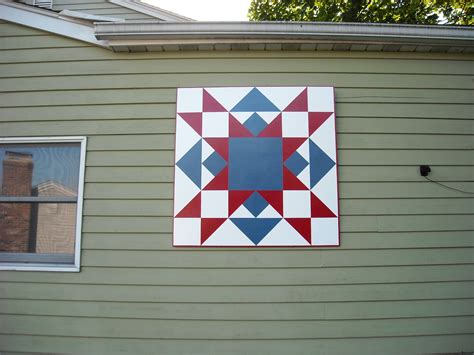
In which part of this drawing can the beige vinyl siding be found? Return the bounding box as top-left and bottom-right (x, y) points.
(0, 21), (473, 354)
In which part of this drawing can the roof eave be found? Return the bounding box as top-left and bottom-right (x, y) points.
(95, 21), (474, 53)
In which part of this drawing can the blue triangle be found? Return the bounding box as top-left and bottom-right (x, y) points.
(231, 88), (280, 112)
(176, 140), (202, 188)
(309, 140), (335, 188)
(285, 151), (309, 177)
(230, 218), (280, 245)
(203, 151), (226, 177)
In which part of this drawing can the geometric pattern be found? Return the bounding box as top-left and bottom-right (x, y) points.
(174, 87), (340, 247)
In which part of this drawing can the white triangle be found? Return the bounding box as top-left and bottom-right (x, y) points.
(201, 166), (214, 189)
(258, 87), (305, 111)
(296, 139), (310, 162)
(257, 111), (280, 124)
(203, 219), (254, 246)
(174, 167), (200, 215)
(258, 219), (310, 246)
(230, 204), (254, 218)
(201, 139), (214, 162)
(258, 204), (281, 218)
(206, 87), (252, 111)
(310, 114), (336, 161)
(311, 166), (338, 215)
(297, 165), (311, 189)
(231, 111), (253, 124)
(175, 115), (201, 161)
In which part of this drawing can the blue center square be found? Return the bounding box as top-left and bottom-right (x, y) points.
(229, 137), (282, 190)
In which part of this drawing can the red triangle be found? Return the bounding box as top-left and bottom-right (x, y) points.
(311, 193), (336, 217)
(201, 218), (226, 244)
(286, 218), (311, 244)
(228, 190), (253, 216)
(283, 138), (307, 160)
(259, 190), (283, 216)
(284, 88), (308, 112)
(258, 114), (282, 137)
(203, 90), (227, 112)
(229, 114), (253, 137)
(176, 192), (201, 218)
(283, 166), (308, 190)
(179, 112), (202, 136)
(203, 166), (228, 190)
(204, 138), (229, 161)
(309, 112), (333, 136)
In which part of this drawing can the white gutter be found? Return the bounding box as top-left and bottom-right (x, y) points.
(95, 21), (474, 48)
(0, 1), (109, 48)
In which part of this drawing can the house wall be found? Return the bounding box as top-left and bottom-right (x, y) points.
(0, 21), (473, 354)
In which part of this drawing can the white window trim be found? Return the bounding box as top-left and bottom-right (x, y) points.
(0, 136), (87, 272)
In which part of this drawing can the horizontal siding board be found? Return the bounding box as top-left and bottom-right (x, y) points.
(1, 72), (472, 91)
(85, 166), (473, 183)
(0, 299), (472, 320)
(0, 35), (91, 50)
(0, 264), (472, 286)
(0, 88), (472, 107)
(82, 197), (473, 216)
(0, 335), (473, 355)
(0, 314), (472, 339)
(1, 59), (472, 77)
(0, 23), (47, 37)
(0, 281), (472, 302)
(77, 248), (474, 268)
(0, 59), (472, 79)
(81, 231), (474, 250)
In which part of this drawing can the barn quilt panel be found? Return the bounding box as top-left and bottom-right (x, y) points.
(173, 87), (339, 247)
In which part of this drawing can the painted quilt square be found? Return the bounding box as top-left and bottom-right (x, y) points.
(174, 87), (340, 247)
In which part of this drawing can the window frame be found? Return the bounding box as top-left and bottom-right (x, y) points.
(0, 136), (87, 272)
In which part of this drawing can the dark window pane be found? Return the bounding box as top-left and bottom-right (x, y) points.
(0, 143), (81, 197)
(0, 203), (77, 255)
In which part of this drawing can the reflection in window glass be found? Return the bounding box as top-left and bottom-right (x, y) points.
(0, 203), (77, 254)
(0, 144), (80, 197)
(0, 142), (82, 263)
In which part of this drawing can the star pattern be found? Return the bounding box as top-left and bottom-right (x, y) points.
(174, 87), (340, 247)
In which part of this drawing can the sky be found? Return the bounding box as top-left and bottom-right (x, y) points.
(144, 0), (252, 21)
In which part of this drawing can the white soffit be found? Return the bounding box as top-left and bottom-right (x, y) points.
(0, 1), (109, 48)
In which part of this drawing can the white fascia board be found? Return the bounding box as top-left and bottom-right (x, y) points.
(0, 1), (109, 48)
(95, 21), (474, 47)
(109, 0), (194, 22)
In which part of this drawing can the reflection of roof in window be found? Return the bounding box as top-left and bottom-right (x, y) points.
(35, 180), (77, 198)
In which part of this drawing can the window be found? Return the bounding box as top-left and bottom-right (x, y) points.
(0, 137), (86, 271)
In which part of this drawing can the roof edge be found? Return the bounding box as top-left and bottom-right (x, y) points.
(0, 1), (109, 48)
(108, 0), (194, 22)
(95, 21), (474, 47)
